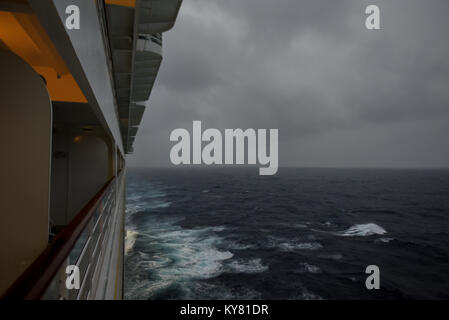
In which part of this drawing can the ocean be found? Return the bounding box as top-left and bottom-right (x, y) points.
(124, 167), (449, 300)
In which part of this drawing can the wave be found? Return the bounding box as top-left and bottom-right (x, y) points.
(296, 288), (323, 300)
(126, 188), (170, 216)
(208, 226), (226, 232)
(318, 253), (343, 261)
(125, 201), (171, 217)
(186, 282), (262, 300)
(226, 241), (256, 250)
(375, 237), (394, 243)
(338, 223), (387, 237)
(296, 262), (321, 274)
(125, 230), (139, 255)
(125, 220), (233, 299)
(160, 247), (234, 280)
(226, 258), (269, 274)
(279, 242), (323, 251)
(126, 204), (143, 215)
(145, 201), (171, 210)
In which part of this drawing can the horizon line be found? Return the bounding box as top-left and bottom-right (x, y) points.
(126, 165), (449, 170)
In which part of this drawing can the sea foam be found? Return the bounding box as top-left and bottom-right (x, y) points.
(125, 230), (139, 255)
(226, 258), (269, 274)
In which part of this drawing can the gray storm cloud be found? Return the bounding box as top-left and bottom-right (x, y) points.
(128, 0), (449, 168)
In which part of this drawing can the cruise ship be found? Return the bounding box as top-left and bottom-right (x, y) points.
(0, 0), (182, 300)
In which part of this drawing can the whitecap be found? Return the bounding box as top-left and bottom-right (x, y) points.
(338, 223), (387, 237)
(160, 248), (234, 279)
(129, 222), (233, 292)
(125, 230), (139, 255)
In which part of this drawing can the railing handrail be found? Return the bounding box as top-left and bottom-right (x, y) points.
(137, 33), (163, 46)
(1, 174), (118, 300)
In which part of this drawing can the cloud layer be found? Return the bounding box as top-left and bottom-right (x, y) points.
(129, 0), (449, 168)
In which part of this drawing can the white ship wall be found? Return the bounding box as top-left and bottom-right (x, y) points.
(28, 0), (124, 155)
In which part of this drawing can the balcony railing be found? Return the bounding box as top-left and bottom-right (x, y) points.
(136, 33), (163, 56)
(2, 171), (124, 300)
(137, 33), (162, 46)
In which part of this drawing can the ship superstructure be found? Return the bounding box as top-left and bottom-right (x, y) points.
(0, 0), (182, 299)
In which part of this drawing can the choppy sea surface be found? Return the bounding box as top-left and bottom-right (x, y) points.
(124, 168), (449, 299)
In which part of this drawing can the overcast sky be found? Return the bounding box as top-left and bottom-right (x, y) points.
(128, 0), (449, 168)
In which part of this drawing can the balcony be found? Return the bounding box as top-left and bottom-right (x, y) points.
(136, 33), (162, 56)
(133, 33), (162, 102)
(105, 0), (182, 154)
(137, 0), (183, 34)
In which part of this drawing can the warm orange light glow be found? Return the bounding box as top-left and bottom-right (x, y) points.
(0, 11), (87, 103)
(34, 66), (86, 102)
(73, 136), (83, 143)
(105, 0), (136, 7)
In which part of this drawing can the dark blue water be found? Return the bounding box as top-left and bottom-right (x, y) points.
(124, 168), (449, 300)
